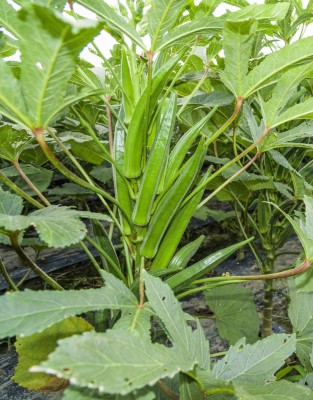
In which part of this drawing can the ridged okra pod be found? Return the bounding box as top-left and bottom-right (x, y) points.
(132, 93), (177, 226)
(150, 188), (206, 270)
(140, 137), (206, 258)
(113, 113), (133, 235)
(167, 109), (216, 183)
(121, 48), (135, 124)
(123, 52), (183, 178)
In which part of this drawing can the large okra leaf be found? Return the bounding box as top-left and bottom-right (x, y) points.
(13, 317), (93, 391)
(205, 284), (259, 345)
(0, 271), (137, 339)
(32, 329), (180, 396)
(262, 64), (313, 127)
(144, 271), (210, 370)
(147, 0), (186, 51)
(0, 205), (112, 248)
(241, 36), (313, 98)
(221, 20), (257, 97)
(19, 5), (101, 128)
(32, 272), (209, 395)
(234, 380), (313, 399)
(213, 334), (296, 384)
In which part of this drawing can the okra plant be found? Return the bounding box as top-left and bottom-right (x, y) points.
(1, 0), (313, 398)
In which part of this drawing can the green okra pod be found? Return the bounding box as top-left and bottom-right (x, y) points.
(132, 93), (177, 226)
(121, 48), (135, 124)
(167, 107), (217, 183)
(150, 169), (212, 269)
(113, 110), (133, 235)
(140, 137), (206, 258)
(123, 52), (184, 178)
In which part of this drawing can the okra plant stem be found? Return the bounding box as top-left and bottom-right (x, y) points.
(10, 233), (63, 290)
(0, 257), (18, 291)
(13, 159), (51, 207)
(0, 171), (44, 209)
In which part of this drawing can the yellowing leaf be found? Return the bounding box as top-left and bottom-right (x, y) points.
(13, 316), (94, 391)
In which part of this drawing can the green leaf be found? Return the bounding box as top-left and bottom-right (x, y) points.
(0, 0), (22, 39)
(33, 329), (180, 395)
(0, 205), (112, 248)
(166, 239), (252, 292)
(155, 16), (223, 51)
(69, 140), (109, 165)
(179, 92), (235, 108)
(0, 271), (137, 339)
(113, 307), (152, 339)
(144, 271), (210, 370)
(205, 285), (259, 345)
(16, 0), (67, 11)
(1, 164), (53, 195)
(242, 36), (313, 98)
(19, 5), (102, 127)
(272, 97), (313, 128)
(269, 197), (313, 260)
(13, 317), (93, 391)
(76, 0), (145, 50)
(63, 387), (155, 400)
(0, 188), (23, 216)
(262, 121), (313, 151)
(147, 0), (186, 51)
(221, 20), (257, 97)
(213, 334), (296, 384)
(234, 380), (313, 399)
(179, 373), (202, 399)
(289, 279), (313, 370)
(0, 60), (30, 126)
(263, 64), (313, 126)
(228, 3), (289, 22)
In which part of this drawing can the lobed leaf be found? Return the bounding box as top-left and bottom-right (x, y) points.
(234, 380), (313, 399)
(147, 0), (186, 51)
(19, 5), (102, 127)
(13, 317), (93, 391)
(33, 329), (180, 395)
(213, 334), (296, 384)
(221, 20), (257, 97)
(144, 271), (210, 370)
(0, 271), (137, 339)
(205, 284), (259, 345)
(242, 36), (313, 98)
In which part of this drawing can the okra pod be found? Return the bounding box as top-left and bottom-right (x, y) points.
(132, 93), (177, 226)
(167, 107), (217, 183)
(150, 188), (206, 270)
(121, 48), (135, 124)
(257, 197), (271, 234)
(140, 137), (206, 258)
(123, 52), (184, 178)
(113, 110), (133, 235)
